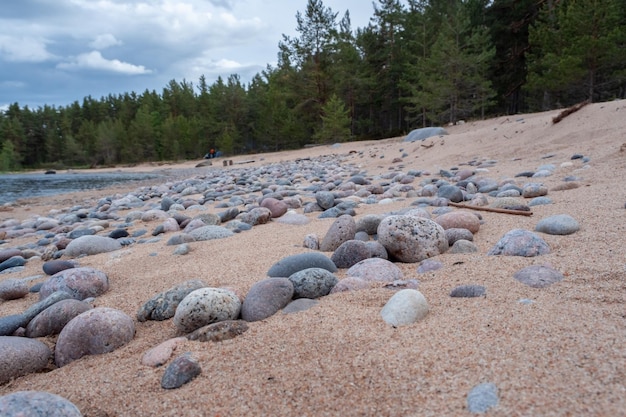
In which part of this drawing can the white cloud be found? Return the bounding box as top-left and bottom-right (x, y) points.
(57, 51), (152, 75)
(1, 80), (26, 88)
(89, 33), (122, 50)
(0, 35), (55, 62)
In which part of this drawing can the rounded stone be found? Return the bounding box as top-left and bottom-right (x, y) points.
(377, 215), (448, 263)
(0, 337), (52, 384)
(315, 191), (335, 210)
(449, 239), (478, 253)
(380, 289), (429, 326)
(25, 299), (92, 338)
(42, 259), (77, 276)
(173, 288), (241, 333)
(0, 278), (29, 300)
(330, 276), (371, 293)
(64, 235), (122, 258)
(435, 211), (480, 233)
(487, 229), (550, 257)
(267, 252), (337, 277)
(136, 280), (207, 322)
(346, 258), (404, 283)
(260, 197), (289, 218)
(437, 184), (463, 203)
(445, 228), (474, 246)
(0, 391), (82, 417)
(535, 214), (580, 235)
(319, 214), (357, 252)
(188, 225), (234, 241)
(161, 353), (202, 389)
(513, 265), (564, 288)
(450, 285), (486, 298)
(241, 278), (294, 322)
(39, 267), (109, 301)
(288, 268), (339, 299)
(331, 240), (372, 269)
(355, 214), (384, 235)
(55, 307), (135, 367)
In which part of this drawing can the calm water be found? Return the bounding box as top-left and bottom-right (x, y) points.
(0, 172), (163, 205)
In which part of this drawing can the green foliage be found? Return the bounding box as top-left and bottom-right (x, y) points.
(313, 94), (352, 143)
(0, 140), (19, 172)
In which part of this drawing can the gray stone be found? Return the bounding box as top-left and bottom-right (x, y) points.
(450, 285), (486, 298)
(449, 239), (479, 253)
(467, 382), (499, 413)
(0, 278), (29, 300)
(377, 215), (448, 263)
(267, 253), (337, 277)
(404, 127), (448, 142)
(0, 391), (82, 416)
(535, 214), (580, 235)
(64, 235), (122, 258)
(445, 228), (474, 246)
(288, 268), (339, 299)
(55, 307), (135, 367)
(39, 267), (109, 301)
(282, 298), (319, 314)
(417, 259), (443, 274)
(241, 278), (294, 322)
(331, 240), (372, 269)
(0, 291), (73, 336)
(513, 265), (564, 288)
(347, 258), (404, 283)
(319, 214), (357, 252)
(380, 289), (429, 326)
(522, 184), (548, 198)
(488, 229), (550, 257)
(356, 214), (384, 235)
(173, 287), (241, 333)
(437, 185), (463, 203)
(330, 276), (371, 293)
(188, 225), (234, 241)
(137, 280), (207, 322)
(0, 256), (26, 273)
(161, 353), (201, 389)
(26, 299), (92, 338)
(315, 191), (335, 210)
(42, 259), (77, 275)
(186, 320), (249, 342)
(0, 337), (52, 384)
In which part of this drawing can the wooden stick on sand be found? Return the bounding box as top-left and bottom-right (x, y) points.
(448, 202), (533, 216)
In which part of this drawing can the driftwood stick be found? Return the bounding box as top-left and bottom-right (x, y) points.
(448, 202), (533, 216)
(552, 99), (590, 124)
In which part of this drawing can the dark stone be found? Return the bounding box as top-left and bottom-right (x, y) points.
(0, 256), (26, 273)
(161, 353), (201, 389)
(450, 285), (486, 298)
(42, 260), (77, 276)
(267, 252), (337, 277)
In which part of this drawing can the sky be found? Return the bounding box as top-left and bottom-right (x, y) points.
(0, 0), (389, 111)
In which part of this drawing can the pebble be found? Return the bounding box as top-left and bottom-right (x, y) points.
(449, 239), (479, 253)
(487, 229), (550, 257)
(241, 278), (294, 322)
(513, 265), (564, 288)
(522, 184), (548, 198)
(0, 337), (52, 384)
(260, 197), (289, 218)
(450, 285), (486, 298)
(535, 214), (580, 235)
(173, 287), (241, 333)
(380, 289), (429, 326)
(64, 235), (122, 258)
(267, 252), (337, 277)
(377, 215), (448, 263)
(0, 291), (73, 336)
(331, 240), (372, 268)
(141, 337), (187, 367)
(25, 299), (92, 338)
(288, 268), (339, 299)
(0, 278), (29, 300)
(0, 248), (22, 263)
(42, 259), (77, 275)
(161, 353), (201, 389)
(39, 267), (109, 301)
(355, 214), (384, 235)
(467, 382), (499, 413)
(437, 184), (463, 202)
(0, 391), (83, 416)
(330, 277), (371, 293)
(347, 258), (404, 283)
(445, 228), (474, 246)
(55, 307), (135, 367)
(435, 211), (480, 234)
(283, 298), (319, 314)
(188, 225), (234, 241)
(186, 320), (249, 342)
(137, 280), (208, 322)
(417, 259), (443, 274)
(319, 214), (357, 252)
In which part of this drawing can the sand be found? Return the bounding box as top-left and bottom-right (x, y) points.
(1, 101), (625, 416)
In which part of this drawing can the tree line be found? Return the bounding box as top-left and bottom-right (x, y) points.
(1, 0), (624, 171)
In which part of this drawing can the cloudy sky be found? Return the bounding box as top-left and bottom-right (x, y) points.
(0, 0), (393, 111)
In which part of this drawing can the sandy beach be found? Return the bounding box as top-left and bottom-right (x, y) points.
(1, 100), (625, 416)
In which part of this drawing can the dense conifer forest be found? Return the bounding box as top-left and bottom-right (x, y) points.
(1, 0), (624, 170)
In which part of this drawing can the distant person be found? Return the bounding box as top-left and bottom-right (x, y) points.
(209, 148), (216, 159)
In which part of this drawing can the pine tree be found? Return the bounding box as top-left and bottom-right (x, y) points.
(313, 94), (352, 143)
